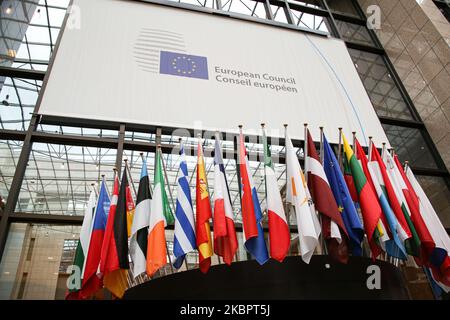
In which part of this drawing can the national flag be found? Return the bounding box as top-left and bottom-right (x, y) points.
(130, 159), (151, 278)
(238, 130), (269, 265)
(367, 142), (407, 260)
(322, 135), (364, 256)
(126, 182), (135, 238)
(386, 152), (435, 264)
(354, 139), (391, 253)
(405, 166), (450, 286)
(99, 173), (118, 275)
(196, 139), (214, 273)
(173, 143), (196, 269)
(213, 133), (238, 265)
(147, 149), (173, 276)
(101, 170), (130, 298)
(342, 133), (383, 259)
(343, 157), (358, 202)
(262, 127), (290, 262)
(66, 189), (96, 299)
(81, 177), (110, 298)
(372, 144), (420, 257)
(306, 130), (349, 263)
(427, 267), (450, 294)
(285, 131), (320, 264)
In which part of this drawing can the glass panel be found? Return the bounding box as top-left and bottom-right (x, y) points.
(415, 176), (450, 228)
(16, 143), (117, 215)
(0, 139), (23, 202)
(288, 0), (322, 9)
(0, 1), (69, 69)
(224, 0), (268, 19)
(37, 124), (118, 139)
(290, 8), (330, 33)
(335, 20), (375, 46)
(168, 0), (216, 9)
(0, 223), (81, 300)
(348, 49), (414, 120)
(382, 124), (438, 169)
(0, 77), (41, 131)
(326, 0), (359, 16)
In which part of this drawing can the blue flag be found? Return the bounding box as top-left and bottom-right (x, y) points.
(323, 135), (364, 256)
(160, 51), (208, 80)
(247, 185), (269, 265)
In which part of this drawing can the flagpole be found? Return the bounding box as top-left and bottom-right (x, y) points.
(338, 127), (343, 172)
(352, 131), (356, 153)
(128, 153), (145, 286)
(262, 123), (274, 256)
(284, 124), (292, 255)
(91, 183), (98, 197)
(318, 126), (327, 256)
(368, 137), (373, 162)
(122, 159), (140, 286)
(319, 127), (324, 164)
(157, 145), (175, 275)
(102, 174), (110, 195)
(177, 138), (191, 272)
(303, 123), (308, 181)
(124, 159), (137, 199)
(137, 153), (150, 284)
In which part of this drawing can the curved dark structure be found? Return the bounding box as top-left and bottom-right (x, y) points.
(123, 255), (411, 299)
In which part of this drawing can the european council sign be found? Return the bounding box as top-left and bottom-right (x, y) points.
(37, 0), (389, 146)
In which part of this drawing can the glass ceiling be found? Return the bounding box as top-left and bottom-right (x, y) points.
(0, 0), (318, 223)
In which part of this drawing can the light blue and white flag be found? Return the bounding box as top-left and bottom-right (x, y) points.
(173, 143), (197, 268)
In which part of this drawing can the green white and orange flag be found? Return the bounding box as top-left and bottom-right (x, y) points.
(342, 133), (384, 259)
(146, 149), (174, 277)
(196, 138), (214, 273)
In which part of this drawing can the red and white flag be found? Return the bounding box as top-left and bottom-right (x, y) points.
(213, 133), (238, 265)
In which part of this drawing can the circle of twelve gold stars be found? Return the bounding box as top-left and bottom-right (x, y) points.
(172, 56), (196, 75)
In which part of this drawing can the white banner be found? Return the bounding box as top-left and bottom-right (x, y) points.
(38, 0), (389, 146)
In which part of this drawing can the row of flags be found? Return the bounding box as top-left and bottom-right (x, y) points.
(67, 126), (450, 299)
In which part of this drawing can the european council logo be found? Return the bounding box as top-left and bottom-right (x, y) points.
(160, 51), (209, 80)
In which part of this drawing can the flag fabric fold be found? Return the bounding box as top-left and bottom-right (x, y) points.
(405, 166), (450, 286)
(366, 142), (407, 260)
(342, 134), (383, 259)
(66, 189), (97, 299)
(387, 152), (435, 264)
(372, 146), (421, 258)
(130, 159), (151, 278)
(101, 170), (129, 298)
(322, 135), (364, 256)
(81, 178), (110, 298)
(196, 139), (214, 273)
(354, 139), (391, 255)
(147, 150), (173, 276)
(213, 134), (238, 265)
(126, 182), (136, 238)
(173, 143), (197, 269)
(238, 131), (269, 265)
(285, 131), (320, 264)
(262, 128), (290, 262)
(306, 130), (349, 263)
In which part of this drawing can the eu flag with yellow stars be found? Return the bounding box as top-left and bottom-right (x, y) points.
(160, 51), (208, 80)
